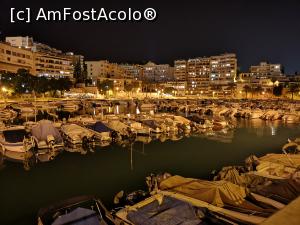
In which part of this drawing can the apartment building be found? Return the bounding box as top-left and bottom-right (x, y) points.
(34, 52), (73, 78)
(2, 37), (75, 78)
(140, 62), (173, 82)
(174, 60), (187, 81)
(210, 53), (237, 84)
(86, 60), (130, 81)
(119, 64), (142, 79)
(155, 64), (173, 82)
(174, 53), (237, 94)
(0, 42), (35, 74)
(250, 62), (282, 78)
(66, 52), (85, 69)
(187, 57), (210, 93)
(5, 36), (33, 49)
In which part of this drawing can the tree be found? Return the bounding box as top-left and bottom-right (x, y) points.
(288, 83), (300, 100)
(34, 77), (49, 93)
(227, 83), (236, 96)
(85, 78), (93, 86)
(124, 83), (134, 92)
(0, 72), (17, 89)
(253, 85), (263, 98)
(271, 77), (278, 86)
(73, 61), (83, 83)
(97, 79), (114, 94)
(273, 84), (283, 97)
(82, 63), (88, 82)
(14, 69), (36, 94)
(0, 69), (74, 97)
(164, 87), (176, 95)
(243, 85), (251, 99)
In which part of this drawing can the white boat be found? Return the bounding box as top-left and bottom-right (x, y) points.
(68, 116), (97, 125)
(247, 153), (300, 179)
(0, 109), (18, 121)
(154, 175), (280, 224)
(61, 124), (95, 148)
(173, 115), (191, 131)
(140, 119), (163, 133)
(125, 121), (151, 136)
(0, 126), (35, 162)
(60, 101), (80, 113)
(10, 103), (36, 120)
(31, 120), (64, 161)
(250, 109), (264, 119)
(115, 191), (265, 225)
(104, 120), (132, 137)
(282, 114), (299, 123)
(85, 121), (113, 146)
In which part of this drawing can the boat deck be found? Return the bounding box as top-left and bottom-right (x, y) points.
(261, 196), (300, 225)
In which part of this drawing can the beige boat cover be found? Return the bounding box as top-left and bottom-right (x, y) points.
(213, 166), (266, 188)
(173, 116), (191, 124)
(159, 175), (262, 210)
(259, 154), (300, 168)
(255, 161), (297, 179)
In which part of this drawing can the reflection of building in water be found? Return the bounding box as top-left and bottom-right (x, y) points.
(192, 129), (235, 143)
(239, 119), (282, 137)
(205, 129), (235, 143)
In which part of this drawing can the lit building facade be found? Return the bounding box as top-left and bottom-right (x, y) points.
(119, 64), (141, 80)
(34, 52), (73, 78)
(174, 53), (237, 94)
(0, 42), (35, 74)
(250, 62), (282, 78)
(86, 60), (110, 80)
(141, 62), (173, 82)
(66, 52), (85, 69)
(210, 53), (237, 84)
(187, 57), (210, 93)
(2, 37), (75, 78)
(5, 36), (33, 49)
(174, 60), (187, 81)
(86, 60), (131, 83)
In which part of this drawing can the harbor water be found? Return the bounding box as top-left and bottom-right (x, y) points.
(0, 120), (299, 225)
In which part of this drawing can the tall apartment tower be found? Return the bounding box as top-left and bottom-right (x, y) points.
(210, 53), (237, 84)
(187, 57), (210, 92)
(174, 60), (187, 81)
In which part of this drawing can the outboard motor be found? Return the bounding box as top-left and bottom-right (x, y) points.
(47, 135), (55, 146)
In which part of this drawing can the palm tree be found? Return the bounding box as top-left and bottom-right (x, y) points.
(227, 83), (236, 97)
(243, 85), (251, 99)
(254, 85), (263, 98)
(289, 83), (300, 100)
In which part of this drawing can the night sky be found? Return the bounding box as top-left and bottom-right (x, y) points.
(1, 0), (300, 73)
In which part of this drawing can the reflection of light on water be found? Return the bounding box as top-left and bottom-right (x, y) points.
(136, 107), (140, 114)
(271, 126), (276, 136)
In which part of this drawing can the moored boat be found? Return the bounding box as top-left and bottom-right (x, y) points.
(61, 124), (96, 149)
(37, 195), (114, 225)
(0, 126), (35, 162)
(31, 120), (64, 162)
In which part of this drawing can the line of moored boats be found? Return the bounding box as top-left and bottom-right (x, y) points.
(36, 139), (300, 225)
